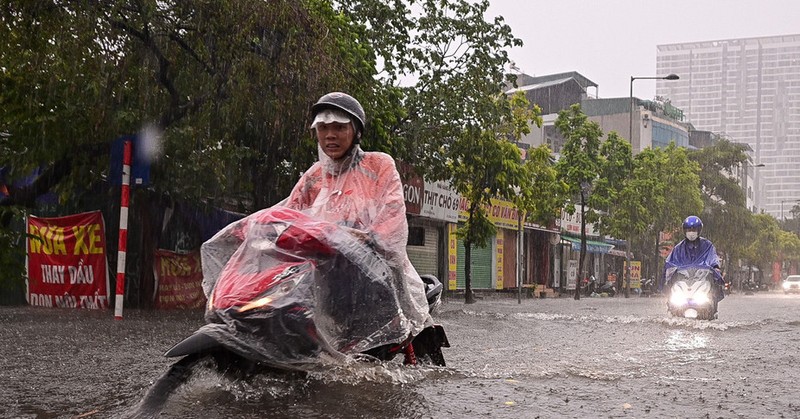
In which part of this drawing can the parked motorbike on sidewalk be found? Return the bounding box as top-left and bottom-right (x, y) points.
(131, 207), (449, 417)
(596, 280), (616, 297)
(584, 276), (596, 296)
(666, 265), (724, 320)
(640, 277), (657, 297)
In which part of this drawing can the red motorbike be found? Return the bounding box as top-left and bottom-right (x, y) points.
(132, 207), (448, 417)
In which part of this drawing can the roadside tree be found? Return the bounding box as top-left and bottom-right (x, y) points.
(642, 144), (703, 286)
(688, 139), (752, 274)
(742, 214), (782, 278)
(589, 132), (638, 297)
(448, 92), (543, 303)
(554, 105), (603, 300)
(0, 1), (526, 299)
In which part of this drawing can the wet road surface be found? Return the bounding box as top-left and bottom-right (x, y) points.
(2, 291), (799, 418)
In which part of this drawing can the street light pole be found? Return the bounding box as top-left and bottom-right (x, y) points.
(626, 73), (679, 298)
(629, 74), (680, 145)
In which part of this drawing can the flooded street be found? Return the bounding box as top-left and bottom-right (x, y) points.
(2, 292), (800, 419)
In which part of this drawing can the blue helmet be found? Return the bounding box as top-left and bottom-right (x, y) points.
(682, 215), (703, 233)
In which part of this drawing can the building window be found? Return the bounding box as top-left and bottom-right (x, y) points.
(408, 226), (425, 246)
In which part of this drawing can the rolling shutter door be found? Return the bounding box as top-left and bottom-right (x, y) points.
(456, 239), (493, 289)
(407, 226), (439, 277)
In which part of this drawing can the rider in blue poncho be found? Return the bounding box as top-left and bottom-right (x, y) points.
(663, 216), (725, 300)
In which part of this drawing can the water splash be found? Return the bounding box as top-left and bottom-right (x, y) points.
(305, 361), (434, 385)
(664, 330), (709, 351)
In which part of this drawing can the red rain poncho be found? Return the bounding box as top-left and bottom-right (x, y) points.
(200, 145), (432, 366)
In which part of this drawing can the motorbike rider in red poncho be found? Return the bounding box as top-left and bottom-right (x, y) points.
(199, 92), (432, 367)
(284, 93), (418, 266)
(282, 90), (433, 330)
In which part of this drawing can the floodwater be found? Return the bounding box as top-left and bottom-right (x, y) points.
(2, 291), (799, 419)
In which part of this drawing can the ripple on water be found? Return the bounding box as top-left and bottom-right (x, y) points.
(457, 307), (775, 332)
(656, 316), (775, 331)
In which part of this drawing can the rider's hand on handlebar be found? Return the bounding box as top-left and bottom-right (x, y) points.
(347, 228), (372, 243)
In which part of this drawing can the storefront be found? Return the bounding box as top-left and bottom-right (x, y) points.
(400, 169), (460, 284)
(399, 164), (558, 292)
(557, 206), (615, 291)
(406, 217), (444, 278)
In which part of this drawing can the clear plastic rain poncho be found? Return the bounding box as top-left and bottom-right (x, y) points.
(199, 145), (433, 369)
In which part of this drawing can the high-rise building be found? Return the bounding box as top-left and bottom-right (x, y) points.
(656, 34), (800, 219)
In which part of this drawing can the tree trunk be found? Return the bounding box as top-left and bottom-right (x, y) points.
(464, 240), (476, 304)
(463, 199), (482, 305)
(575, 200), (586, 300)
(654, 231), (660, 291)
(624, 235), (632, 298)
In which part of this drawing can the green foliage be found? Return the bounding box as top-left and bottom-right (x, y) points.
(786, 204), (800, 233)
(449, 127), (532, 247)
(779, 230), (800, 263)
(0, 1), (541, 302)
(1, 0), (523, 214)
(445, 92), (543, 302)
(656, 144), (704, 233)
(345, 0), (523, 183)
(522, 145), (567, 227)
(742, 214), (782, 272)
(628, 144), (701, 278)
(447, 92), (542, 246)
(499, 92), (566, 226)
(689, 138), (750, 208)
(687, 139), (752, 265)
(554, 104), (603, 217)
(0, 3), (124, 184)
(553, 104), (604, 297)
(688, 139), (749, 214)
(0, 1), (379, 210)
(590, 131), (634, 237)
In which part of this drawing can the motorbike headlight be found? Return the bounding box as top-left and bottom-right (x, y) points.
(692, 293), (710, 305)
(670, 292), (688, 306)
(239, 295), (274, 312)
(238, 280), (296, 313)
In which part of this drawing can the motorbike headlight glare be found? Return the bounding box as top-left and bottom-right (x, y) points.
(239, 296), (273, 312)
(693, 293), (710, 305)
(670, 293), (688, 306)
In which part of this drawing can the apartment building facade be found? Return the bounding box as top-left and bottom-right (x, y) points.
(656, 34), (800, 218)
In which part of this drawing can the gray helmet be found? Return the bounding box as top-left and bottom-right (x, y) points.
(311, 92), (366, 138)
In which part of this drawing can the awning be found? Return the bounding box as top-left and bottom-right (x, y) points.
(608, 248), (633, 258)
(561, 236), (614, 254)
(525, 222), (560, 233)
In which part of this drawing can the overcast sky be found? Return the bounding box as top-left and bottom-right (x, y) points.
(485, 0), (800, 100)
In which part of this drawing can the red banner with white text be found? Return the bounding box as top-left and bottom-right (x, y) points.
(26, 211), (110, 309)
(154, 249), (206, 309)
